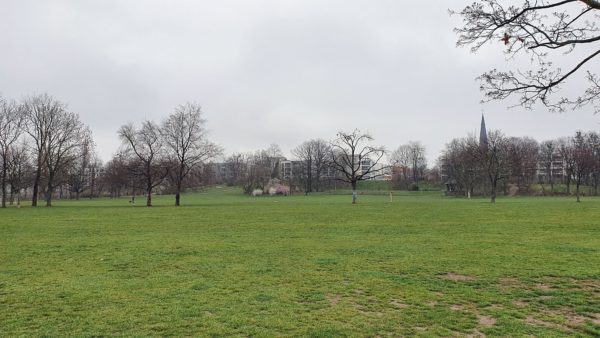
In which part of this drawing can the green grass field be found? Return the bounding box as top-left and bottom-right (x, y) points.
(1, 188), (600, 336)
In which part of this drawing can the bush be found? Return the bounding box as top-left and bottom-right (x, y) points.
(268, 184), (289, 196)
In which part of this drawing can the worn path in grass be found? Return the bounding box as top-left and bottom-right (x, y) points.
(1, 189), (600, 336)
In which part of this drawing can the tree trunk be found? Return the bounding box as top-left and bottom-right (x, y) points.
(146, 189), (152, 207)
(90, 167), (95, 199)
(175, 191), (181, 206)
(46, 180), (53, 207)
(576, 181), (581, 203)
(351, 181), (357, 204)
(307, 159), (312, 193)
(32, 159), (42, 207)
(566, 176), (571, 195)
(1, 154), (7, 208)
(490, 175), (497, 203)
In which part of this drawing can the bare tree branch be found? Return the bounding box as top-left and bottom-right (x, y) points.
(454, 0), (600, 112)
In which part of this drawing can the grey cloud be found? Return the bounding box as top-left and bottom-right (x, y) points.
(1, 0), (598, 163)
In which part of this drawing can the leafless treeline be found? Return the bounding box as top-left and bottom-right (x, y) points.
(213, 130), (390, 203)
(116, 102), (222, 206)
(0, 99), (427, 207)
(0, 94), (222, 207)
(0, 93), (92, 207)
(5, 93), (600, 207)
(439, 130), (600, 202)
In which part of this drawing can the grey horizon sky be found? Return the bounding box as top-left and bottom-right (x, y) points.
(1, 0), (598, 164)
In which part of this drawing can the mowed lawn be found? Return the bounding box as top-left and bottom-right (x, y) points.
(1, 189), (600, 337)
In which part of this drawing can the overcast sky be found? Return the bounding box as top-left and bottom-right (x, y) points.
(1, 0), (598, 164)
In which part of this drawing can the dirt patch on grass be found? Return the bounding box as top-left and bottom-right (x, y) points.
(450, 304), (465, 311)
(513, 300), (528, 308)
(477, 314), (496, 327)
(466, 329), (487, 338)
(548, 308), (594, 327)
(390, 299), (409, 309)
(525, 315), (570, 331)
(524, 310), (592, 332)
(535, 283), (554, 291)
(578, 279), (600, 294)
(521, 301), (600, 331)
(326, 294), (341, 306)
(441, 273), (476, 282)
(350, 297), (383, 317)
(498, 276), (526, 290)
(564, 313), (588, 326)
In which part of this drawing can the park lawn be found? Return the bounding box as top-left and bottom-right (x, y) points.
(1, 188), (600, 337)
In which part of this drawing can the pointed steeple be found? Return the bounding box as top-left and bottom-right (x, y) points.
(479, 114), (488, 150)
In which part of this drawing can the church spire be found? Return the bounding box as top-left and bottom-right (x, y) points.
(479, 114), (488, 150)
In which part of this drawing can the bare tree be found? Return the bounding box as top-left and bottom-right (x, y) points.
(391, 142), (427, 190)
(440, 135), (481, 197)
(101, 153), (130, 198)
(310, 139), (332, 192)
(390, 144), (411, 189)
(88, 156), (102, 198)
(329, 129), (386, 204)
(557, 137), (576, 194)
(7, 140), (32, 207)
(539, 140), (557, 193)
(67, 133), (94, 200)
(572, 131), (595, 202)
(23, 94), (86, 207)
(24, 94), (66, 207)
(119, 121), (168, 207)
(454, 1), (600, 112)
(265, 143), (284, 180)
(222, 153), (248, 186)
(162, 103), (222, 206)
(507, 136), (539, 189)
(44, 112), (87, 207)
(291, 139), (331, 193)
(292, 141), (314, 193)
(408, 141), (427, 186)
(587, 132), (600, 195)
(479, 130), (511, 203)
(0, 97), (24, 208)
